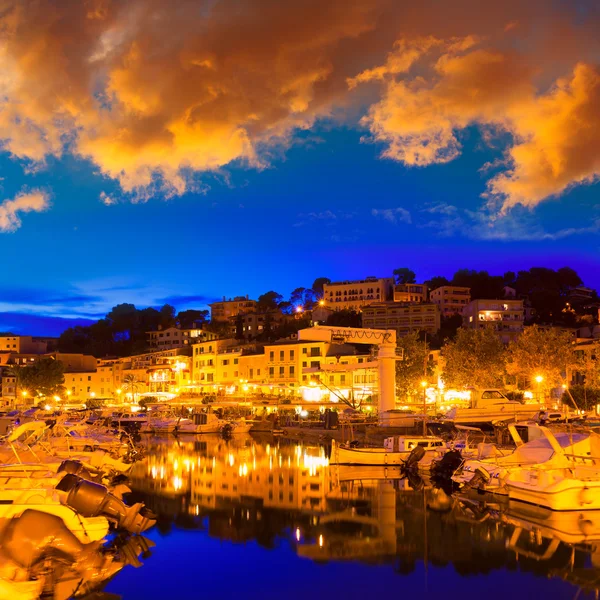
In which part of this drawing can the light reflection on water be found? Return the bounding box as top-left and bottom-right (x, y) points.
(100, 435), (600, 599)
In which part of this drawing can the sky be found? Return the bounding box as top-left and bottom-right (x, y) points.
(0, 0), (599, 336)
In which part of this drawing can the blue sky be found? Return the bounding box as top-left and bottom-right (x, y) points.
(1, 126), (597, 337)
(0, 1), (598, 336)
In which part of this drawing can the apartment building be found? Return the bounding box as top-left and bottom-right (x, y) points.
(228, 310), (293, 341)
(147, 326), (218, 350)
(210, 296), (257, 322)
(322, 277), (394, 311)
(393, 283), (428, 303)
(0, 335), (48, 354)
(362, 302), (441, 337)
(462, 299), (524, 343)
(430, 286), (471, 317)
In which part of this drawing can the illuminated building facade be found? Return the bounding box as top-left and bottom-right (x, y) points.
(209, 296), (257, 322)
(147, 326), (218, 350)
(362, 302), (441, 337)
(322, 277), (394, 311)
(462, 299), (524, 343)
(393, 283), (428, 303)
(430, 286), (471, 317)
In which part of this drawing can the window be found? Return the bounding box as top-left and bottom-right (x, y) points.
(289, 366), (295, 376)
(279, 350), (284, 360)
(222, 359), (229, 366)
(249, 369), (254, 378)
(233, 358), (238, 365)
(302, 347), (307, 354)
(279, 366), (285, 376)
(269, 367), (275, 376)
(269, 351), (274, 360)
(310, 347), (321, 357)
(87, 376), (91, 381)
(310, 361), (320, 368)
(290, 350), (295, 360)
(302, 361), (307, 368)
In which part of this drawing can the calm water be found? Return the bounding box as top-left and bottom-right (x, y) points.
(97, 435), (600, 599)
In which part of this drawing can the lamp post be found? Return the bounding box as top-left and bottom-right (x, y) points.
(420, 380), (427, 436)
(535, 375), (544, 405)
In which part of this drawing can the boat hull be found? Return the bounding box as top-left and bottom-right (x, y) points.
(331, 442), (409, 466)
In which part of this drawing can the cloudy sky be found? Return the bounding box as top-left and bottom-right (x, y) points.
(0, 0), (599, 335)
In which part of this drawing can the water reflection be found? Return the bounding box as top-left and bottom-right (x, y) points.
(122, 435), (600, 599)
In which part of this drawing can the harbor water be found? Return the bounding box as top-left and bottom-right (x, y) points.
(100, 435), (600, 599)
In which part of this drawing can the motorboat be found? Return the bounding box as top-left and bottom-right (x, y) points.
(504, 432), (600, 510)
(140, 411), (187, 434)
(444, 389), (545, 426)
(330, 436), (445, 466)
(452, 425), (596, 496)
(177, 412), (226, 434)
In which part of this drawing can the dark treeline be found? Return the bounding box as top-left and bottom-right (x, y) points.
(57, 267), (595, 357)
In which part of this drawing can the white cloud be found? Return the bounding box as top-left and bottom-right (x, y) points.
(371, 207), (412, 224)
(0, 189), (50, 233)
(99, 191), (117, 206)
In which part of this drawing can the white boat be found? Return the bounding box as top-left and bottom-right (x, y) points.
(140, 411), (186, 433)
(228, 418), (252, 434)
(504, 430), (600, 510)
(330, 436), (445, 466)
(445, 389), (545, 425)
(453, 425), (596, 496)
(177, 412), (225, 434)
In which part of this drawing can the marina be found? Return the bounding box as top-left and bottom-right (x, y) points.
(1, 408), (600, 598)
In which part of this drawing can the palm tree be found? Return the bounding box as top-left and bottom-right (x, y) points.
(123, 374), (140, 403)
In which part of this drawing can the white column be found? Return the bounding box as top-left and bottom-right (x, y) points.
(378, 336), (397, 425)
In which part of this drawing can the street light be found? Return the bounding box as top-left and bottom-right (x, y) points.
(420, 380), (427, 436)
(534, 375), (544, 404)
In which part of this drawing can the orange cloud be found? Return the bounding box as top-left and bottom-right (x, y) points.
(0, 0), (599, 212)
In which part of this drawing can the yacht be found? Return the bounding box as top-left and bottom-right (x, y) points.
(452, 425), (595, 496)
(176, 412), (226, 434)
(444, 389), (545, 426)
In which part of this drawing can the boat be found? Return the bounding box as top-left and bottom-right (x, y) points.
(453, 425), (597, 496)
(140, 410), (187, 434)
(176, 412), (226, 434)
(330, 436), (445, 466)
(504, 431), (600, 510)
(444, 389), (545, 427)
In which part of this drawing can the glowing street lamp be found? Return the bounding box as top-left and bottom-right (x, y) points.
(534, 375), (544, 404)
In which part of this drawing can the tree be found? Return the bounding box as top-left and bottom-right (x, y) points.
(441, 328), (506, 389)
(393, 268), (416, 284)
(395, 333), (432, 403)
(257, 291), (283, 311)
(159, 304), (176, 328)
(424, 276), (450, 291)
(311, 277), (331, 297)
(326, 310), (362, 328)
(289, 287), (316, 310)
(506, 325), (576, 390)
(177, 309), (209, 329)
(14, 357), (66, 398)
(451, 269), (504, 299)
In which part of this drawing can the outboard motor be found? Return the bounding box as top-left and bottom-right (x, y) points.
(56, 474), (156, 534)
(57, 459), (94, 481)
(221, 423), (233, 439)
(431, 449), (463, 479)
(403, 445), (426, 469)
(464, 467), (492, 491)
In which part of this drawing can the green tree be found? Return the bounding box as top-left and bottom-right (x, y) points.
(257, 291), (283, 311)
(177, 309), (209, 328)
(442, 327), (506, 389)
(14, 357), (66, 398)
(424, 276), (450, 291)
(395, 333), (431, 403)
(326, 309), (362, 328)
(159, 304), (176, 328)
(506, 325), (576, 390)
(451, 269), (504, 299)
(311, 277), (331, 297)
(393, 268), (416, 284)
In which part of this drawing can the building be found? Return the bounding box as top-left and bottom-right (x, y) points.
(209, 296), (257, 322)
(0, 335), (48, 354)
(362, 302), (441, 337)
(322, 277), (394, 311)
(393, 283), (428, 303)
(147, 326), (218, 350)
(462, 299), (524, 343)
(429, 286), (471, 317)
(227, 310), (293, 341)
